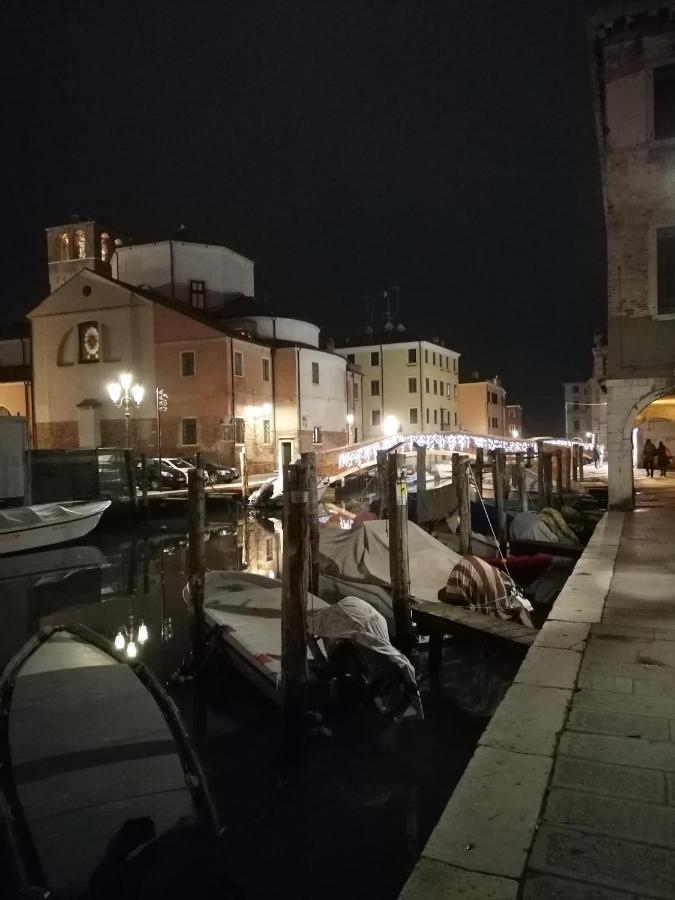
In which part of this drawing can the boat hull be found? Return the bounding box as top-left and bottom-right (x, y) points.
(0, 501), (110, 555)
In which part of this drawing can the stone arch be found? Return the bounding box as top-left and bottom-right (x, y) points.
(621, 385), (674, 440)
(0, 406), (11, 416)
(57, 327), (76, 366)
(73, 229), (86, 260)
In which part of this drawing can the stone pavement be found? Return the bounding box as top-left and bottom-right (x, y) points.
(401, 475), (675, 900)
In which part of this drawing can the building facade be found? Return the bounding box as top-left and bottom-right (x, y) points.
(505, 404), (524, 438)
(563, 335), (608, 445)
(458, 378), (507, 436)
(587, 6), (675, 504)
(334, 335), (460, 439)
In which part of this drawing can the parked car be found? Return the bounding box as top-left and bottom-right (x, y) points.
(135, 460), (187, 491)
(203, 462), (240, 484)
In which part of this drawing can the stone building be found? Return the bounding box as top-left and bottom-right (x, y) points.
(0, 324), (32, 432)
(505, 403), (524, 438)
(333, 332), (460, 439)
(458, 377), (507, 436)
(29, 220), (361, 471)
(563, 335), (608, 445)
(588, 3), (675, 505)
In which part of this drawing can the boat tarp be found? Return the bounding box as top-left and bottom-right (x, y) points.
(318, 519), (461, 604)
(309, 596), (423, 719)
(441, 555), (534, 627)
(0, 501), (109, 534)
(509, 511), (559, 544)
(414, 482), (457, 523)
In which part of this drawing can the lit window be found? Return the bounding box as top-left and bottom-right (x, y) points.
(100, 232), (110, 262)
(73, 230), (86, 260)
(408, 348), (416, 364)
(181, 351), (195, 377)
(371, 351), (380, 366)
(372, 410), (381, 427)
(313, 426), (322, 444)
(262, 358), (270, 382)
(59, 232), (69, 260)
(189, 280), (206, 310)
(182, 418), (198, 445)
(263, 419), (271, 443)
(234, 351), (243, 377)
(409, 408), (418, 425)
(312, 362), (319, 384)
(408, 377), (417, 393)
(371, 379), (380, 396)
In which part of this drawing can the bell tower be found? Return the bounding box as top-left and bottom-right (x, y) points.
(45, 215), (120, 293)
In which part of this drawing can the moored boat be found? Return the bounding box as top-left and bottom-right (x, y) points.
(0, 500), (111, 555)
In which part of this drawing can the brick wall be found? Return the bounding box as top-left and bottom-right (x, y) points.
(35, 421), (79, 448)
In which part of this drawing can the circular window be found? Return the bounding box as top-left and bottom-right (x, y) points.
(82, 285), (92, 296)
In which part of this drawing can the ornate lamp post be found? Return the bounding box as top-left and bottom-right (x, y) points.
(156, 388), (168, 473)
(107, 372), (144, 448)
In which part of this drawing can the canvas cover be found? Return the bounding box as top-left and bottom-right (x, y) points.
(318, 519), (461, 605)
(0, 501), (110, 535)
(441, 555), (534, 627)
(509, 511), (559, 544)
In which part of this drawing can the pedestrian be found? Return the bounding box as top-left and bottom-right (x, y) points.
(657, 441), (672, 477)
(643, 438), (657, 477)
(592, 445), (600, 468)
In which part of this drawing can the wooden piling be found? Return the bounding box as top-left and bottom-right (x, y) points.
(515, 451), (528, 512)
(536, 440), (545, 510)
(240, 446), (248, 502)
(188, 467), (207, 668)
(453, 454), (471, 555)
(281, 459), (310, 743)
(475, 447), (484, 496)
(563, 446), (571, 493)
(571, 443), (579, 483)
(301, 451), (320, 595)
(554, 448), (564, 505)
(124, 449), (137, 516)
(377, 448), (389, 519)
(493, 448), (507, 555)
(578, 444), (585, 483)
(140, 452), (149, 521)
(387, 452), (414, 656)
(543, 451), (553, 509)
(416, 444), (427, 493)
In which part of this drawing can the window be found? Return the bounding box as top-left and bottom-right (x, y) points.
(573, 401), (579, 411)
(346, 353), (355, 364)
(409, 408), (418, 425)
(653, 63), (675, 141)
(408, 348), (417, 364)
(100, 232), (110, 262)
(426, 408), (429, 424)
(73, 230), (86, 260)
(181, 350), (195, 377)
(372, 409), (381, 427)
(370, 351), (379, 366)
(439, 382), (444, 396)
(453, 384), (457, 399)
(573, 385), (579, 393)
(313, 426), (322, 444)
(234, 350), (243, 377)
(408, 377), (417, 393)
(265, 538), (274, 561)
(189, 280), (206, 310)
(425, 377), (429, 393)
(353, 382), (359, 400)
(234, 417), (245, 444)
(454, 411), (458, 426)
(432, 352), (436, 366)
(78, 321), (100, 363)
(312, 362), (319, 384)
(490, 392), (497, 404)
(263, 419), (271, 443)
(181, 417), (197, 445)
(354, 427), (359, 442)
(425, 350), (429, 363)
(434, 409), (438, 424)
(371, 379), (380, 396)
(262, 358), (271, 382)
(59, 232), (69, 260)
(573, 419), (580, 431)
(657, 226), (675, 314)
(453, 358), (457, 373)
(433, 380), (438, 395)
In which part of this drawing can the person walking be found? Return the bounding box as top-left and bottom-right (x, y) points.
(592, 445), (600, 468)
(643, 438), (657, 477)
(657, 441), (672, 477)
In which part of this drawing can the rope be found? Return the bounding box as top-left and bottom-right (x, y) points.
(466, 462), (514, 585)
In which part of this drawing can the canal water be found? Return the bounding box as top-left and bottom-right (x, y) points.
(0, 500), (522, 899)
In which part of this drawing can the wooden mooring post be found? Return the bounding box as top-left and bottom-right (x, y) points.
(554, 448), (564, 506)
(543, 451), (553, 509)
(377, 448), (389, 519)
(453, 454), (471, 555)
(571, 443), (579, 483)
(140, 452), (149, 521)
(281, 459), (311, 745)
(474, 447), (484, 496)
(536, 440), (545, 510)
(492, 448), (507, 556)
(515, 451), (528, 512)
(301, 451), (320, 595)
(416, 443), (427, 493)
(563, 446), (571, 493)
(124, 449), (137, 516)
(578, 444), (585, 483)
(387, 452), (414, 656)
(188, 466), (207, 669)
(240, 446), (248, 503)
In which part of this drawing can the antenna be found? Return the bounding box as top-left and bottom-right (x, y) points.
(383, 289), (393, 331)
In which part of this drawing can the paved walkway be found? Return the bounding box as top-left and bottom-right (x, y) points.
(401, 475), (675, 899)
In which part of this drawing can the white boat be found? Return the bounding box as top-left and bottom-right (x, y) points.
(0, 500), (111, 555)
(248, 474), (331, 508)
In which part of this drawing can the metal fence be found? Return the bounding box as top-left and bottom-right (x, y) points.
(30, 448), (128, 504)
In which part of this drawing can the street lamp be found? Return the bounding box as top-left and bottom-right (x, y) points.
(156, 388), (168, 474)
(107, 372), (144, 448)
(511, 429), (520, 439)
(383, 415), (399, 437)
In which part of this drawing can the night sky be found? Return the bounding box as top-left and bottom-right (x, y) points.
(4, 0), (605, 435)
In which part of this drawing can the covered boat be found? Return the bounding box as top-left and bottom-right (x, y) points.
(318, 519), (461, 630)
(0, 625), (225, 899)
(0, 500), (111, 555)
(248, 474), (331, 508)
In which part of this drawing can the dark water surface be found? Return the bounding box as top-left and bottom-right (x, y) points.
(0, 500), (521, 899)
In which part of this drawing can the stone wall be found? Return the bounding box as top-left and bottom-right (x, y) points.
(35, 421), (79, 449)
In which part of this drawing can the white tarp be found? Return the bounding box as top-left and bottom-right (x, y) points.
(509, 511), (559, 544)
(318, 519), (461, 604)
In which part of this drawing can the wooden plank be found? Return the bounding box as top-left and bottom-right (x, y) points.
(412, 600), (536, 647)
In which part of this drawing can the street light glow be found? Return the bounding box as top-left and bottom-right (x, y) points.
(383, 415), (399, 436)
(511, 429), (519, 438)
(119, 372), (133, 391)
(131, 383), (145, 405)
(346, 413), (354, 425)
(107, 382), (122, 404)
